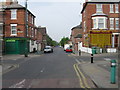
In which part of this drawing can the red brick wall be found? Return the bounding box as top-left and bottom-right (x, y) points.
(4, 9), (36, 39)
(82, 3), (120, 47)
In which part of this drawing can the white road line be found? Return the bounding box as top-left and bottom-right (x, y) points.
(40, 68), (45, 72)
(75, 59), (81, 64)
(104, 58), (111, 61)
(9, 79), (26, 88)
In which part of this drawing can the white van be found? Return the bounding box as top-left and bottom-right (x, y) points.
(64, 44), (70, 51)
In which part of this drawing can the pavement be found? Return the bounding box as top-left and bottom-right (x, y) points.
(72, 52), (118, 88)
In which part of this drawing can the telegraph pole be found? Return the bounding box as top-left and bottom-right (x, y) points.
(0, 2), (4, 62)
(24, 0), (28, 57)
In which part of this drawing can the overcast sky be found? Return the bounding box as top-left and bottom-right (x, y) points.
(19, 0), (85, 42)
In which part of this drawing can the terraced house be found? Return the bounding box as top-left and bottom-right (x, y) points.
(81, 0), (120, 52)
(2, 0), (44, 54)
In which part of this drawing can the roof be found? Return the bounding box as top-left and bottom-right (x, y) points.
(86, 0), (119, 2)
(71, 24), (82, 30)
(75, 34), (82, 38)
(4, 2), (35, 17)
(91, 12), (108, 17)
(81, 0), (120, 13)
(6, 3), (25, 9)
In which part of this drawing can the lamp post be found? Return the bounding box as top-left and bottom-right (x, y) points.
(24, 0), (28, 57)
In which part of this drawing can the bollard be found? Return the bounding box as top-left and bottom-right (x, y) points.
(79, 50), (81, 56)
(91, 54), (93, 63)
(110, 60), (116, 84)
(24, 48), (28, 57)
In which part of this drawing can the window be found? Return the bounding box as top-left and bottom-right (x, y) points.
(11, 24), (17, 35)
(115, 4), (119, 13)
(32, 28), (34, 37)
(98, 19), (104, 28)
(27, 25), (28, 36)
(92, 17), (107, 29)
(110, 18), (114, 30)
(110, 4), (114, 13)
(31, 16), (34, 24)
(84, 21), (86, 32)
(93, 19), (97, 29)
(115, 18), (119, 30)
(27, 11), (28, 21)
(96, 4), (102, 13)
(11, 9), (17, 19)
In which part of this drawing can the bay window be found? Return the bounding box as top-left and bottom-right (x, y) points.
(92, 17), (107, 29)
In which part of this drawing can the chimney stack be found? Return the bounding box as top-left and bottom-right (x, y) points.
(6, 0), (13, 5)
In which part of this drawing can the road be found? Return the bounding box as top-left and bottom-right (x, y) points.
(3, 47), (95, 88)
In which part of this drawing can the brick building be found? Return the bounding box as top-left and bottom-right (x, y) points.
(70, 24), (82, 52)
(38, 26), (47, 51)
(2, 0), (42, 54)
(81, 0), (120, 49)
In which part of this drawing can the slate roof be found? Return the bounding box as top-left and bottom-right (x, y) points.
(6, 3), (25, 9)
(71, 24), (82, 30)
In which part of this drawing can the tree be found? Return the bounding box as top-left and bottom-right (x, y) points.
(46, 34), (58, 46)
(59, 37), (69, 47)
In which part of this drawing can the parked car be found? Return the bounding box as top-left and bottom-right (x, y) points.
(66, 47), (73, 53)
(44, 46), (53, 53)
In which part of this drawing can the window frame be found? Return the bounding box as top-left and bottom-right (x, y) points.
(11, 9), (17, 20)
(115, 18), (119, 30)
(110, 18), (114, 30)
(96, 4), (103, 13)
(11, 24), (17, 36)
(110, 4), (114, 13)
(115, 4), (119, 13)
(92, 17), (107, 29)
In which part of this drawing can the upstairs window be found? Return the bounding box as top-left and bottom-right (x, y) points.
(110, 4), (114, 13)
(115, 18), (119, 30)
(110, 18), (114, 30)
(96, 4), (102, 13)
(98, 18), (104, 29)
(27, 25), (28, 36)
(11, 24), (17, 35)
(93, 19), (97, 29)
(92, 17), (107, 29)
(11, 9), (17, 19)
(27, 11), (28, 21)
(115, 4), (119, 13)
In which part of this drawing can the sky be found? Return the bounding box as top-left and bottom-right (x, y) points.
(18, 0), (85, 42)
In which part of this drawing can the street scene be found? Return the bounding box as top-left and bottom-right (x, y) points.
(0, 0), (120, 89)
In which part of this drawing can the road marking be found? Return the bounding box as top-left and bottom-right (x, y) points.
(9, 79), (26, 88)
(75, 59), (81, 64)
(74, 58), (91, 88)
(76, 64), (90, 88)
(73, 64), (85, 88)
(104, 58), (111, 61)
(40, 68), (45, 72)
(3, 64), (19, 75)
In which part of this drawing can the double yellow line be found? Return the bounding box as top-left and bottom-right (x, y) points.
(73, 63), (91, 88)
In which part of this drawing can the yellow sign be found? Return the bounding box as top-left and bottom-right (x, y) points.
(90, 34), (112, 47)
